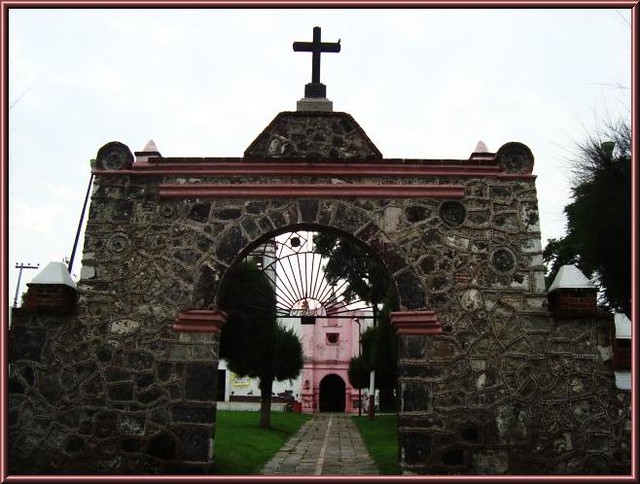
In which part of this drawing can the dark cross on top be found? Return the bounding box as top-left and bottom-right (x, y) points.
(293, 26), (341, 98)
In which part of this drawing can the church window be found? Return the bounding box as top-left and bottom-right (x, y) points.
(326, 333), (339, 344)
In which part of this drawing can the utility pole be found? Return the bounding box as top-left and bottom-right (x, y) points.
(354, 317), (362, 416)
(368, 301), (378, 420)
(13, 262), (39, 308)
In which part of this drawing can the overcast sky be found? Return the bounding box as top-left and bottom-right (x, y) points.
(6, 7), (631, 305)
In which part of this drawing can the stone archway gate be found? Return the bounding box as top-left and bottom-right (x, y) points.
(8, 109), (629, 475)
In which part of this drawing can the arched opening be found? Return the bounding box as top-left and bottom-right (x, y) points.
(207, 221), (411, 474)
(212, 225), (399, 415)
(215, 224), (398, 316)
(319, 374), (346, 412)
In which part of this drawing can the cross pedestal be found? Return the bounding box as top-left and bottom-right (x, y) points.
(297, 94), (333, 112)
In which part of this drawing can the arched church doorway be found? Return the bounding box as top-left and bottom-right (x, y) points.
(319, 374), (346, 412)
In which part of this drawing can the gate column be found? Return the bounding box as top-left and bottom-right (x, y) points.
(391, 311), (443, 475)
(169, 310), (227, 473)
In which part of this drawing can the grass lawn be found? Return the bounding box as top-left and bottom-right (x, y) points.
(213, 410), (311, 475)
(352, 414), (400, 475)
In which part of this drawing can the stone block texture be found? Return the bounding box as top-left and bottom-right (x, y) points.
(8, 124), (630, 475)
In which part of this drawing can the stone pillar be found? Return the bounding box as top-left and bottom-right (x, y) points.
(547, 264), (598, 315)
(391, 311), (443, 475)
(23, 261), (78, 314)
(9, 263), (78, 361)
(170, 310), (227, 473)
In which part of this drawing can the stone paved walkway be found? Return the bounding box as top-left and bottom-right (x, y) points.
(259, 413), (380, 476)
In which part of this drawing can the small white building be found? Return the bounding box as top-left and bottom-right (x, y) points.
(613, 312), (632, 390)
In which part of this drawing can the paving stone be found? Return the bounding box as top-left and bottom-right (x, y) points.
(259, 414), (380, 476)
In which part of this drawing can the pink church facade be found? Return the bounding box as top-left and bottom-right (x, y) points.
(298, 303), (369, 414)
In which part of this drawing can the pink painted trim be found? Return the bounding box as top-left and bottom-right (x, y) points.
(159, 183), (465, 199)
(125, 159), (505, 177)
(172, 309), (228, 333)
(94, 158), (537, 180)
(391, 310), (443, 335)
(95, 163), (536, 180)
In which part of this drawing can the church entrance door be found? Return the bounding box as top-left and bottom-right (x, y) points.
(319, 374), (346, 412)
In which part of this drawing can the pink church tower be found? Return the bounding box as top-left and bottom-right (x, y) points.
(297, 299), (369, 414)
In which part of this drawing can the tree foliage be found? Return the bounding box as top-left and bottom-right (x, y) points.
(368, 302), (399, 393)
(543, 120), (631, 316)
(350, 297), (399, 411)
(219, 259), (303, 428)
(347, 354), (369, 390)
(313, 232), (389, 305)
(314, 232), (398, 410)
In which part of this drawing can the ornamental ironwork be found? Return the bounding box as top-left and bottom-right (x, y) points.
(234, 230), (378, 320)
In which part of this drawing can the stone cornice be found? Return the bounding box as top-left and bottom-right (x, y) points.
(158, 183), (465, 199)
(92, 159), (536, 180)
(391, 310), (443, 335)
(172, 310), (228, 333)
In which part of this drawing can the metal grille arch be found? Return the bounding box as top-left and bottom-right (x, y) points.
(221, 229), (389, 324)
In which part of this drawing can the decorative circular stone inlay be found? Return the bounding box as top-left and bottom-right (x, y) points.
(496, 142), (534, 174)
(159, 204), (175, 218)
(96, 141), (134, 171)
(491, 247), (516, 273)
(439, 201), (466, 227)
(107, 233), (130, 254)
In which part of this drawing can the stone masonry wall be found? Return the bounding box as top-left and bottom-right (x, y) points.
(9, 305), (221, 474)
(396, 313), (631, 475)
(7, 141), (631, 474)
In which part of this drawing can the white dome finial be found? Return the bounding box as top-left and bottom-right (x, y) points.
(135, 139), (161, 162)
(30, 261), (77, 289)
(142, 139), (158, 152)
(548, 264), (595, 293)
